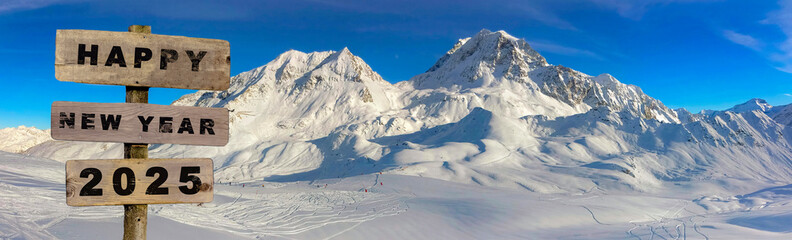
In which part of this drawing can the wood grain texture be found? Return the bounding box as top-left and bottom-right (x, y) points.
(125, 25), (151, 240)
(51, 101), (229, 146)
(55, 29), (230, 90)
(123, 33), (150, 238)
(66, 158), (214, 206)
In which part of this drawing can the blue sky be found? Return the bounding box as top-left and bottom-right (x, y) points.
(1, 0), (791, 129)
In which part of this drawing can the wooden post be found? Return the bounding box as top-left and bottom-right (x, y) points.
(123, 25), (150, 240)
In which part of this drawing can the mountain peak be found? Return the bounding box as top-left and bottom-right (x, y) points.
(592, 73), (622, 87)
(728, 98), (772, 113)
(475, 29), (518, 41)
(0, 126), (51, 153)
(266, 47), (382, 87)
(401, 29), (679, 123)
(433, 29), (547, 71)
(325, 47), (354, 62)
(330, 47), (353, 59)
(311, 47), (388, 85)
(410, 29), (548, 89)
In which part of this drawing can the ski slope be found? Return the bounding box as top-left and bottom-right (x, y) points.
(4, 151), (792, 239)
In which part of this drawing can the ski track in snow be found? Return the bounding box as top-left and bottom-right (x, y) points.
(0, 151), (409, 239)
(581, 206), (607, 225)
(684, 209), (710, 240)
(2, 152), (792, 239)
(153, 184), (409, 238)
(0, 180), (408, 239)
(620, 202), (717, 240)
(627, 222), (642, 240)
(0, 173), (118, 239)
(323, 220), (365, 240)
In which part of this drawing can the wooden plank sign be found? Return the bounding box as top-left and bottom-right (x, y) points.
(51, 101), (229, 146)
(55, 29), (230, 90)
(66, 158), (213, 206)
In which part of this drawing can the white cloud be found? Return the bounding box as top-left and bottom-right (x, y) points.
(717, 1), (792, 74)
(776, 65), (792, 74)
(528, 41), (604, 60)
(586, 0), (649, 20)
(763, 0), (792, 73)
(308, 0), (579, 31)
(512, 3), (577, 30)
(587, 0), (720, 20)
(784, 93), (792, 97)
(0, 0), (80, 14)
(723, 30), (764, 51)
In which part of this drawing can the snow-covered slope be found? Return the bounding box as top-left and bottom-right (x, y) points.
(0, 126), (51, 153)
(768, 103), (792, 126)
(5, 151), (792, 239)
(175, 47), (398, 138)
(713, 98), (792, 127)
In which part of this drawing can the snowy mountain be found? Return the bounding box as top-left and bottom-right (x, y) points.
(0, 126), (51, 153)
(770, 103), (792, 126)
(728, 98), (773, 113)
(717, 98), (792, 127)
(12, 29), (792, 239)
(402, 30), (678, 124)
(24, 29), (792, 196)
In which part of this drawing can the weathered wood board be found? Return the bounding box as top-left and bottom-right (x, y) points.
(55, 29), (230, 90)
(51, 101), (229, 146)
(66, 158), (214, 206)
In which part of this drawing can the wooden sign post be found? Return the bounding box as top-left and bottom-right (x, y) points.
(52, 25), (231, 240)
(125, 25), (151, 240)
